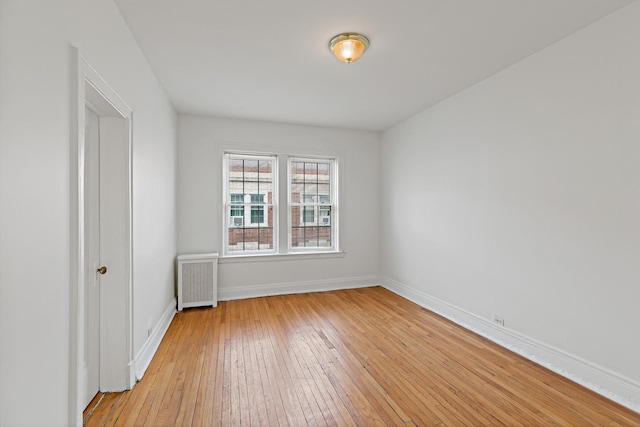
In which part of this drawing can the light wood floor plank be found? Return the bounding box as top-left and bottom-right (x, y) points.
(85, 287), (640, 426)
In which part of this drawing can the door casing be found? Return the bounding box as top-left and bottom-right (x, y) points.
(69, 50), (134, 426)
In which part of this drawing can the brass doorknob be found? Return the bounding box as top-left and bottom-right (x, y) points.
(97, 266), (108, 275)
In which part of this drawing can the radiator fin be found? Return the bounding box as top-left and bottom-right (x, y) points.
(182, 262), (214, 304)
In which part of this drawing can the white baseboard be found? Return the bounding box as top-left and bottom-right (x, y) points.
(219, 275), (379, 301)
(132, 297), (177, 381)
(379, 275), (640, 414)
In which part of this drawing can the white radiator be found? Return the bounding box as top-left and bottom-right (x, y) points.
(177, 253), (218, 310)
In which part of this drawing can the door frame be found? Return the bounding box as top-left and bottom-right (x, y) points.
(69, 49), (134, 426)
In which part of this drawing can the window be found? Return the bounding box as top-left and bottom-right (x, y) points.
(224, 154), (276, 254)
(250, 194), (265, 224)
(223, 152), (337, 256)
(289, 158), (336, 251)
(230, 194), (244, 220)
(303, 206), (315, 223)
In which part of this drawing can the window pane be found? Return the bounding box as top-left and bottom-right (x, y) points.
(244, 159), (258, 172)
(303, 206), (315, 223)
(258, 228), (274, 250)
(316, 226), (332, 247)
(290, 162), (304, 203)
(229, 159), (244, 172)
(229, 181), (244, 196)
(258, 160), (272, 174)
(305, 231), (319, 247)
(290, 205), (301, 226)
(290, 226), (305, 248)
(291, 161), (305, 174)
(317, 162), (331, 183)
(251, 206), (264, 224)
(230, 205), (244, 218)
(244, 181), (259, 195)
(317, 185), (330, 200)
(319, 206), (331, 226)
(228, 227), (244, 250)
(290, 183), (303, 203)
(304, 162), (318, 178)
(244, 229), (259, 250)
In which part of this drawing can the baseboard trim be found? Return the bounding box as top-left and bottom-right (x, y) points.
(379, 275), (640, 413)
(132, 297), (177, 381)
(219, 275), (379, 301)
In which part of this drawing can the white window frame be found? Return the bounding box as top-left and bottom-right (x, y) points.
(223, 152), (278, 256)
(287, 156), (338, 253)
(221, 149), (340, 259)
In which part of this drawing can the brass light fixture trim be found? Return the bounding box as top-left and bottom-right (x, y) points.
(328, 32), (370, 63)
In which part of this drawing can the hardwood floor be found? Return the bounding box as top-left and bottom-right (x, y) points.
(84, 287), (640, 426)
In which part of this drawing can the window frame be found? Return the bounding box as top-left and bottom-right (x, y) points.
(221, 149), (340, 258)
(222, 152), (278, 256)
(287, 156), (338, 253)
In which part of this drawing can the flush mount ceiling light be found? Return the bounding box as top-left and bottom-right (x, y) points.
(328, 33), (370, 63)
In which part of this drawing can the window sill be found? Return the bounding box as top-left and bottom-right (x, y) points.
(219, 251), (346, 264)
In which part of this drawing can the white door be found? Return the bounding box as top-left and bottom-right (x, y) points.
(72, 60), (134, 423)
(82, 106), (101, 409)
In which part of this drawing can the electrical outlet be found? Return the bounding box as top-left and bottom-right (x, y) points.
(493, 316), (505, 327)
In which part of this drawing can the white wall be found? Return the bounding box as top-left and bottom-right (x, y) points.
(381, 2), (640, 409)
(75, 0), (178, 367)
(178, 115), (380, 297)
(0, 1), (177, 425)
(0, 2), (75, 425)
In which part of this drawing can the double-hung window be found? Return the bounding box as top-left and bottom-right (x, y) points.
(224, 153), (276, 254)
(223, 152), (337, 256)
(289, 158), (335, 251)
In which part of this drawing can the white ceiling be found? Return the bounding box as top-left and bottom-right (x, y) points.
(114, 0), (633, 131)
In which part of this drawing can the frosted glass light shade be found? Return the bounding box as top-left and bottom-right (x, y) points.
(329, 33), (370, 63)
